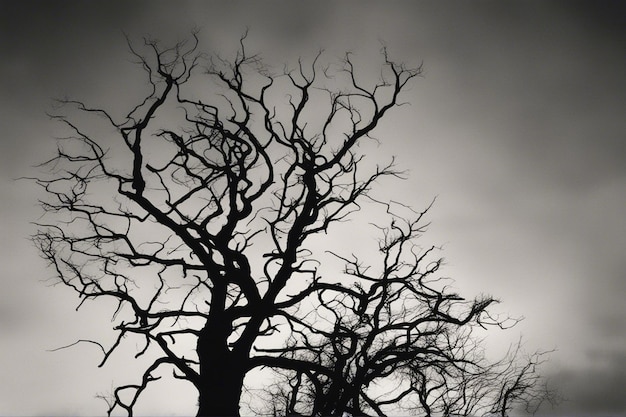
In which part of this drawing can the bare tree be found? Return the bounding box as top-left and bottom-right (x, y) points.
(250, 207), (556, 417)
(31, 33), (551, 416)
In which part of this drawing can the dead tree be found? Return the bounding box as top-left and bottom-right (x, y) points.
(252, 207), (554, 417)
(31, 33), (550, 416)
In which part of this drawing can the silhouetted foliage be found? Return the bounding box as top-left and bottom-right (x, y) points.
(31, 33), (554, 416)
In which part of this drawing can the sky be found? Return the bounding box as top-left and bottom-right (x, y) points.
(1, 1), (625, 415)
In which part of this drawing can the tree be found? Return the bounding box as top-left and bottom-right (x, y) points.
(32, 33), (552, 416)
(250, 211), (555, 417)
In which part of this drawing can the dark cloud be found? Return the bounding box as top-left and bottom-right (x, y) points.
(547, 349), (626, 416)
(561, 0), (626, 39)
(431, 1), (626, 193)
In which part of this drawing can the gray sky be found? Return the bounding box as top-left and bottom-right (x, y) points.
(1, 1), (625, 415)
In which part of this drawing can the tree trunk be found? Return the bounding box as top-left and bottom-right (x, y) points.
(196, 357), (245, 416)
(196, 317), (246, 417)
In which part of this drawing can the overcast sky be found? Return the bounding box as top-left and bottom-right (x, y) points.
(1, 1), (625, 416)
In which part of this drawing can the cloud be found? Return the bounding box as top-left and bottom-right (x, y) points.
(547, 349), (626, 416)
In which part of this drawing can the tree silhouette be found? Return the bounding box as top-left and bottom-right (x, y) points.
(32, 33), (552, 416)
(250, 211), (555, 417)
